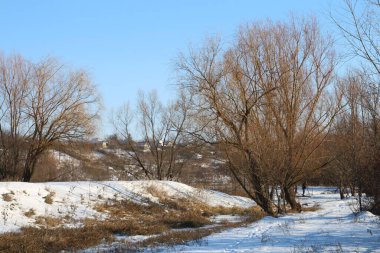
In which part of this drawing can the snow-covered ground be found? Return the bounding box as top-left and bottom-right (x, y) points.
(0, 180), (254, 234)
(1, 182), (379, 252)
(162, 187), (380, 253)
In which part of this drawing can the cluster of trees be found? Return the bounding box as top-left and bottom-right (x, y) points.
(112, 1), (380, 215)
(1, 0), (378, 216)
(112, 91), (194, 181)
(325, 0), (380, 213)
(325, 72), (380, 212)
(0, 55), (99, 182)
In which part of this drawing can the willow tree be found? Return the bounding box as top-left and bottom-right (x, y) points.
(257, 18), (338, 211)
(177, 17), (337, 215)
(0, 54), (100, 181)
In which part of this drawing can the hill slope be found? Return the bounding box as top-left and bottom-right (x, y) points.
(0, 180), (255, 234)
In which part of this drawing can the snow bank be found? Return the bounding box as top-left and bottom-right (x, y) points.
(0, 180), (255, 233)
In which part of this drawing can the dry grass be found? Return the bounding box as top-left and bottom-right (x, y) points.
(0, 187), (265, 252)
(43, 191), (55, 204)
(35, 216), (65, 229)
(116, 211), (265, 251)
(0, 226), (113, 253)
(1, 192), (13, 202)
(95, 198), (211, 233)
(302, 204), (321, 212)
(24, 209), (35, 218)
(134, 227), (219, 248)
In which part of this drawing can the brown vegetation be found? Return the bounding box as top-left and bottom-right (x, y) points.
(0, 195), (263, 252)
(43, 191), (55, 205)
(1, 192), (13, 202)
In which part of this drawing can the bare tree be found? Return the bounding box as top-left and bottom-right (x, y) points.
(332, 0), (380, 75)
(331, 73), (367, 200)
(256, 17), (338, 211)
(0, 54), (100, 182)
(176, 28), (277, 214)
(0, 55), (30, 179)
(177, 16), (337, 215)
(113, 90), (190, 180)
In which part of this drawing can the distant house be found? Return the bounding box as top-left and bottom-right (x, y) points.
(90, 138), (109, 149)
(158, 140), (174, 147)
(143, 142), (150, 152)
(102, 141), (109, 149)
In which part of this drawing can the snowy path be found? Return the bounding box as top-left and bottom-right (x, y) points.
(164, 187), (380, 252)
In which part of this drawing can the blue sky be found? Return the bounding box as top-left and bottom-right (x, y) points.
(0, 0), (337, 137)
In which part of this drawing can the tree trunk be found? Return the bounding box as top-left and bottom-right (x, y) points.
(351, 184), (356, 196)
(255, 189), (275, 216)
(358, 184), (363, 212)
(22, 164), (32, 182)
(238, 173), (275, 216)
(339, 187), (345, 200)
(22, 151), (39, 182)
(270, 186), (275, 200)
(284, 186), (301, 212)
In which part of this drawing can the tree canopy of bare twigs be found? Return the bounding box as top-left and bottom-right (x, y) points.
(0, 53), (100, 182)
(176, 16), (338, 215)
(332, 0), (380, 75)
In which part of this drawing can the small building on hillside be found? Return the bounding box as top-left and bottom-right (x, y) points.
(102, 141), (109, 149)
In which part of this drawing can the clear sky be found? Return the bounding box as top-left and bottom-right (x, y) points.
(0, 0), (337, 137)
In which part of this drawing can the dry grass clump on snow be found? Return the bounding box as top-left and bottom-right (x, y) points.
(302, 204), (321, 212)
(23, 208), (36, 218)
(1, 192), (14, 202)
(43, 191), (55, 204)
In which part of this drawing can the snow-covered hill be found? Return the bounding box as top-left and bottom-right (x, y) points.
(0, 180), (255, 234)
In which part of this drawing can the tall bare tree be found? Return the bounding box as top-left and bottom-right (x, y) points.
(0, 54), (31, 180)
(23, 58), (99, 181)
(177, 17), (337, 214)
(0, 54), (100, 181)
(256, 17), (338, 211)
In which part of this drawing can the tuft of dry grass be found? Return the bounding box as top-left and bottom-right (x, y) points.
(135, 228), (218, 248)
(24, 209), (35, 218)
(35, 216), (65, 229)
(302, 204), (321, 212)
(2, 193), (13, 202)
(44, 191), (55, 204)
